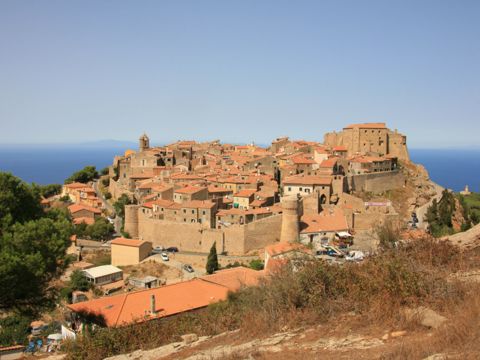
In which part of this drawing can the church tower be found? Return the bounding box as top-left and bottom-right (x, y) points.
(139, 133), (150, 152)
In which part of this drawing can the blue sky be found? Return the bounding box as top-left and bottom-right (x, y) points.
(0, 0), (479, 148)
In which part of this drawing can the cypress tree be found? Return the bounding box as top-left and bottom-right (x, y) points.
(206, 242), (219, 274)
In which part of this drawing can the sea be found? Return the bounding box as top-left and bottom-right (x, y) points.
(0, 144), (479, 193)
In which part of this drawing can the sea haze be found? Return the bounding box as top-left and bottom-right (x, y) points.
(0, 144), (478, 192)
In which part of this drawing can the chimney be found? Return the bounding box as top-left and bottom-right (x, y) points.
(150, 294), (156, 315)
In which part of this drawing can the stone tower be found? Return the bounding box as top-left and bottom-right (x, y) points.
(124, 204), (140, 238)
(139, 133), (150, 152)
(280, 196), (300, 243)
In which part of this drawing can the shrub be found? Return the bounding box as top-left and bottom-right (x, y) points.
(0, 315), (31, 346)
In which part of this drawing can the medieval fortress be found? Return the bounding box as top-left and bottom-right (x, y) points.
(108, 123), (410, 255)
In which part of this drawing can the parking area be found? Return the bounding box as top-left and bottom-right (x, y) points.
(145, 253), (205, 283)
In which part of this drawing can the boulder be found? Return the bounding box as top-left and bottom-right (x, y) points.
(181, 333), (198, 344)
(405, 307), (447, 329)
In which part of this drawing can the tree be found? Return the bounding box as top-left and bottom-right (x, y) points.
(0, 217), (72, 307)
(113, 194), (132, 219)
(0, 172), (72, 308)
(85, 218), (114, 241)
(32, 183), (62, 198)
(0, 315), (31, 346)
(70, 270), (91, 291)
(100, 167), (109, 176)
(65, 166), (98, 184)
(0, 173), (43, 234)
(206, 242), (219, 274)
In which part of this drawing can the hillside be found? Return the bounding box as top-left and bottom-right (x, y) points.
(64, 235), (480, 360)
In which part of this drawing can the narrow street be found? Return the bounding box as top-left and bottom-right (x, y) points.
(93, 179), (123, 235)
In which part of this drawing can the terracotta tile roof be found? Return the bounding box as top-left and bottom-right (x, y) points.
(333, 146), (348, 152)
(111, 237), (149, 247)
(265, 242), (310, 257)
(344, 122), (386, 129)
(300, 209), (349, 234)
(68, 204), (101, 214)
(319, 157), (338, 168)
(207, 186), (232, 193)
(174, 186), (207, 194)
(233, 189), (257, 198)
(200, 267), (264, 292)
(73, 217), (95, 225)
(291, 155), (316, 165)
(151, 199), (176, 208)
(67, 279), (229, 327)
(141, 202), (154, 209)
(283, 174), (332, 186)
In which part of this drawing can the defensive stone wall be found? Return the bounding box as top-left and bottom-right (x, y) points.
(353, 212), (399, 231)
(348, 170), (405, 194)
(135, 211), (282, 255)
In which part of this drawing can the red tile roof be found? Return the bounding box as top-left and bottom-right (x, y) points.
(68, 279), (229, 327)
(283, 174), (332, 186)
(68, 204), (101, 214)
(200, 267), (264, 292)
(300, 209), (349, 234)
(265, 242), (310, 257)
(111, 238), (149, 247)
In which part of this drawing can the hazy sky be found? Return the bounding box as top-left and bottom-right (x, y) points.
(1, 0), (479, 148)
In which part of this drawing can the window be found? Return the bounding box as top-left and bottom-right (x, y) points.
(184, 218), (186, 222)
(288, 187), (292, 191)
(183, 209), (186, 213)
(299, 187), (303, 191)
(192, 210), (195, 214)
(202, 210), (206, 215)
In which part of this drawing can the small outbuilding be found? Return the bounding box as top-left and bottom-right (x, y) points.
(83, 265), (123, 286)
(111, 237), (152, 266)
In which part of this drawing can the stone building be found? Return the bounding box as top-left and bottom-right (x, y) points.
(323, 123), (410, 161)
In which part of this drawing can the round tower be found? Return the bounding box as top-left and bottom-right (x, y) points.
(280, 196), (300, 243)
(124, 204), (140, 238)
(139, 133), (150, 152)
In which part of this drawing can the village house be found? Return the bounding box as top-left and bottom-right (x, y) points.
(173, 185), (208, 203)
(68, 204), (102, 222)
(232, 189), (256, 210)
(299, 208), (350, 248)
(282, 174), (333, 204)
(111, 238), (152, 266)
(66, 267), (263, 330)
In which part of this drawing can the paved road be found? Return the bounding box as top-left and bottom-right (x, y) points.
(93, 180), (122, 235)
(416, 183), (444, 229)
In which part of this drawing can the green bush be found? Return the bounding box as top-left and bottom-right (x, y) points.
(0, 315), (31, 346)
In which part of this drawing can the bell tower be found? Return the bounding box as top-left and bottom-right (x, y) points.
(139, 133), (150, 152)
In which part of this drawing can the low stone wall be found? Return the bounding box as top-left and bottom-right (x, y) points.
(348, 170), (405, 194)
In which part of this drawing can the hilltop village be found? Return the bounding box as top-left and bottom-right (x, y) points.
(105, 122), (410, 256)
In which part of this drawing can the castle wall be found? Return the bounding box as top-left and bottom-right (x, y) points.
(353, 212), (399, 231)
(124, 205), (140, 238)
(243, 214), (282, 252)
(135, 211), (282, 255)
(348, 171), (405, 194)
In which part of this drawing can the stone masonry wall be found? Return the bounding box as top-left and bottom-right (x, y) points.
(348, 171), (405, 194)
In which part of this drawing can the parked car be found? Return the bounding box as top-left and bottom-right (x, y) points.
(152, 246), (164, 254)
(183, 264), (194, 273)
(166, 247), (179, 253)
(161, 252), (169, 261)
